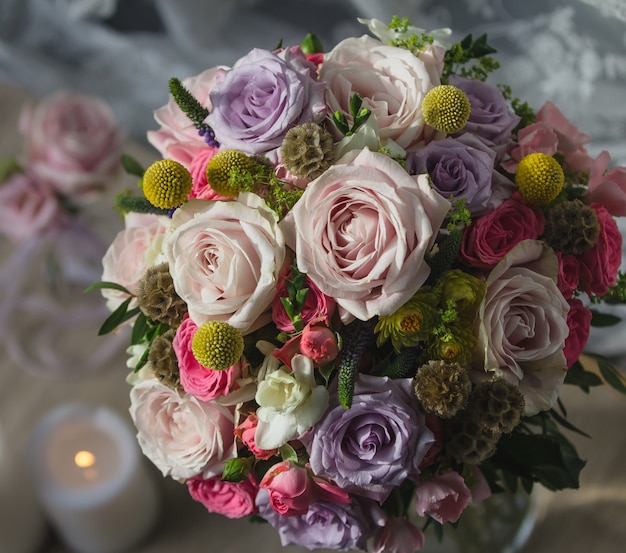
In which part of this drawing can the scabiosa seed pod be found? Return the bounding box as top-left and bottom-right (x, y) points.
(445, 416), (500, 465)
(148, 329), (181, 391)
(467, 379), (525, 434)
(136, 262), (187, 327)
(280, 122), (334, 180)
(543, 199), (601, 255)
(414, 360), (472, 419)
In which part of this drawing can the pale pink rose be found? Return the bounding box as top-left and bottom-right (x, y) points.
(19, 91), (123, 200)
(586, 150), (626, 217)
(163, 194), (286, 334)
(0, 172), (64, 241)
(188, 146), (230, 200)
(371, 517), (424, 553)
(187, 474), (258, 518)
(320, 35), (442, 149)
(299, 322), (340, 366)
(173, 317), (241, 402)
(563, 298), (592, 368)
(556, 252), (580, 299)
(100, 213), (169, 311)
(414, 471), (471, 524)
(281, 148), (450, 321)
(502, 121), (558, 173)
(147, 66), (228, 167)
(129, 379), (236, 480)
(234, 414), (278, 461)
(475, 240), (570, 415)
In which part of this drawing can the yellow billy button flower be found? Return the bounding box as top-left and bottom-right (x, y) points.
(142, 159), (192, 209)
(205, 149), (255, 197)
(515, 152), (564, 205)
(191, 321), (244, 371)
(422, 85), (471, 134)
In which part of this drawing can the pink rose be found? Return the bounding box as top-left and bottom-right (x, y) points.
(299, 322), (340, 366)
(578, 203), (622, 296)
(234, 414), (278, 461)
(19, 91), (123, 200)
(372, 517), (424, 553)
(187, 474), (258, 519)
(502, 121), (558, 173)
(100, 213), (169, 311)
(563, 299), (592, 368)
(320, 35), (442, 149)
(147, 66), (227, 167)
(556, 252), (580, 299)
(164, 194), (286, 334)
(460, 194), (545, 269)
(469, 467), (492, 504)
(414, 471), (471, 524)
(129, 379), (237, 480)
(281, 148), (449, 321)
(173, 317), (240, 402)
(0, 172), (63, 241)
(188, 146), (227, 200)
(586, 150), (626, 217)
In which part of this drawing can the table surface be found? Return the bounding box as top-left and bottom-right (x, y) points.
(1, 83), (626, 553)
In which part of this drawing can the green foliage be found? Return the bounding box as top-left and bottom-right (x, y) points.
(387, 15), (435, 55)
(564, 359), (604, 393)
(332, 93), (371, 136)
(279, 260), (309, 333)
(121, 154), (145, 177)
(300, 32), (323, 54)
(114, 192), (171, 216)
(442, 33), (500, 82)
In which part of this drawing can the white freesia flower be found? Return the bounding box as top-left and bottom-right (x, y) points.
(254, 354), (329, 450)
(125, 344), (152, 385)
(358, 17), (453, 50)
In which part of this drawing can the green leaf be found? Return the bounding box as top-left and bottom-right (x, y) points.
(349, 94), (363, 119)
(98, 297), (132, 335)
(121, 154), (145, 177)
(300, 32), (323, 54)
(548, 408), (591, 438)
(590, 353), (626, 394)
(564, 360), (603, 393)
(294, 288), (309, 310)
(134, 347), (150, 372)
(590, 310), (622, 327)
(85, 281), (134, 296)
(279, 443), (299, 464)
(131, 312), (150, 346)
(280, 297), (295, 320)
(332, 111), (350, 135)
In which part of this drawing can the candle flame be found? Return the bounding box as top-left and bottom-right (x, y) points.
(74, 450), (96, 469)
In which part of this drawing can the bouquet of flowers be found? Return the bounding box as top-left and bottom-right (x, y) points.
(94, 16), (626, 552)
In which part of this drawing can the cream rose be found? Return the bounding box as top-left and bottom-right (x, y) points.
(129, 379), (236, 480)
(163, 194), (286, 334)
(476, 240), (570, 415)
(320, 35), (442, 149)
(281, 148), (449, 321)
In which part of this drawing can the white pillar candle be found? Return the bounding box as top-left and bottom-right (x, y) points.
(0, 424), (48, 553)
(28, 403), (161, 553)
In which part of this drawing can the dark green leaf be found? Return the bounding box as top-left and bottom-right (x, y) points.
(590, 354), (626, 394)
(98, 297), (132, 335)
(332, 111), (349, 135)
(564, 360), (603, 393)
(349, 94), (363, 119)
(85, 281), (134, 296)
(502, 470), (518, 493)
(300, 32), (323, 54)
(294, 288), (309, 309)
(131, 312), (150, 346)
(548, 409), (591, 438)
(121, 154), (145, 177)
(590, 310), (622, 327)
(273, 38), (283, 50)
(521, 478), (534, 495)
(134, 347), (150, 372)
(280, 297), (295, 319)
(459, 34), (473, 49)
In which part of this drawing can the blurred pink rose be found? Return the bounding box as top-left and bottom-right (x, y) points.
(578, 203), (622, 296)
(469, 467), (492, 503)
(414, 471), (471, 524)
(372, 517), (424, 553)
(19, 91), (123, 200)
(187, 474), (258, 518)
(100, 213), (169, 311)
(173, 317), (241, 402)
(129, 379), (236, 480)
(281, 148), (449, 321)
(147, 67), (227, 167)
(234, 414), (278, 461)
(299, 322), (339, 366)
(320, 35), (442, 149)
(563, 298), (592, 368)
(586, 151), (626, 217)
(188, 146), (224, 200)
(0, 172), (64, 241)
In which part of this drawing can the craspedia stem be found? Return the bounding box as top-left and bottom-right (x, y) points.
(337, 320), (375, 409)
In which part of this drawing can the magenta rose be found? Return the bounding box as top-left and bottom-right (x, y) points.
(19, 91), (123, 200)
(586, 150), (626, 217)
(173, 317), (240, 402)
(414, 471), (471, 524)
(460, 194), (545, 269)
(578, 203), (622, 296)
(147, 66), (227, 167)
(281, 148), (449, 322)
(207, 47), (325, 158)
(234, 414), (278, 461)
(187, 474), (258, 518)
(556, 252), (580, 299)
(563, 299), (592, 368)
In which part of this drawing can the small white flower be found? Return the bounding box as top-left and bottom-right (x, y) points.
(358, 17), (453, 50)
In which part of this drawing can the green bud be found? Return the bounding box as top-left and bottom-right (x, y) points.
(300, 32), (324, 54)
(221, 457), (253, 482)
(440, 269), (486, 322)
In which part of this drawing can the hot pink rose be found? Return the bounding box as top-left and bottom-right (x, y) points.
(414, 471), (471, 524)
(299, 322), (340, 366)
(173, 317), (241, 402)
(502, 121), (558, 173)
(372, 517), (424, 553)
(563, 299), (592, 368)
(281, 148), (449, 322)
(0, 172), (63, 241)
(19, 91), (123, 200)
(234, 414), (278, 461)
(586, 151), (626, 217)
(556, 252), (580, 299)
(147, 66), (227, 167)
(578, 203), (622, 296)
(460, 194), (545, 269)
(187, 474), (258, 519)
(188, 146), (228, 200)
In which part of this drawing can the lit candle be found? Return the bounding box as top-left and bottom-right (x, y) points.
(0, 424), (48, 553)
(28, 403), (161, 553)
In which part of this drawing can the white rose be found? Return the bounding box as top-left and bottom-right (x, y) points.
(129, 379), (236, 480)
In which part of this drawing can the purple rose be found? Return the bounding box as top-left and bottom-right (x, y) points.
(406, 135), (498, 215)
(449, 76), (520, 154)
(256, 489), (385, 551)
(307, 374), (435, 502)
(207, 47), (326, 158)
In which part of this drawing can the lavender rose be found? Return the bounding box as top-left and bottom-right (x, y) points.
(475, 240), (570, 415)
(307, 374), (435, 502)
(207, 47), (326, 158)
